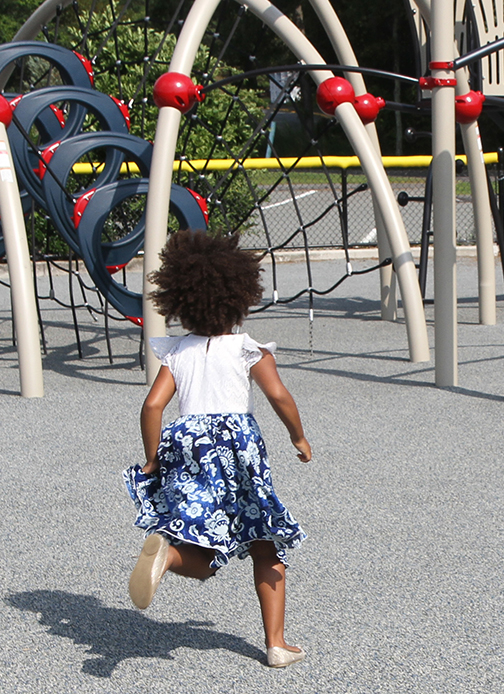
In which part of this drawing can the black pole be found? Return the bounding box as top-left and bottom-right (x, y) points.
(485, 167), (504, 282)
(498, 148), (504, 230)
(341, 169), (349, 249)
(418, 163), (433, 299)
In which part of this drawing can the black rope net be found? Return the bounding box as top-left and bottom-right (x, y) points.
(2, 0), (390, 357)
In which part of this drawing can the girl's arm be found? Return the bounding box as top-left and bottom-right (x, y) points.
(251, 350), (311, 462)
(140, 365), (176, 474)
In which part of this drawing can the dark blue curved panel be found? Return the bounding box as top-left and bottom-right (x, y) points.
(42, 131), (153, 255)
(0, 42), (94, 89)
(0, 42), (93, 174)
(4, 93), (66, 143)
(9, 86), (129, 208)
(76, 182), (208, 323)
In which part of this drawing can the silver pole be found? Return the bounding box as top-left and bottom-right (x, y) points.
(0, 122), (43, 397)
(415, 0), (496, 327)
(431, 0), (458, 386)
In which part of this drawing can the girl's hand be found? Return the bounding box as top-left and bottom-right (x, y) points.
(142, 459), (160, 475)
(292, 437), (311, 463)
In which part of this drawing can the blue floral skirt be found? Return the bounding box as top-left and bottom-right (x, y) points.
(123, 413), (306, 568)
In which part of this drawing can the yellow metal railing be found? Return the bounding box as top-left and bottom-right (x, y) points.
(71, 152), (500, 175)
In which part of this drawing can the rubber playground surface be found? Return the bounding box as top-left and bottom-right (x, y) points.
(1, 256), (503, 694)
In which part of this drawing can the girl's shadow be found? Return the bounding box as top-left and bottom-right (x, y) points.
(5, 590), (264, 677)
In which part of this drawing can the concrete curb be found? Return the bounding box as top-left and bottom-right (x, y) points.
(0, 244), (495, 279)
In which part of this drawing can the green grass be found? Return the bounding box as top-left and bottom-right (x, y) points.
(251, 168), (475, 196)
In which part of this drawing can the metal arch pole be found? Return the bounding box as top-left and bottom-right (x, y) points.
(455, 59), (496, 325)
(145, 0), (428, 372)
(12, 0), (73, 40)
(143, 107), (182, 384)
(0, 123), (43, 397)
(237, 0), (333, 83)
(431, 0), (458, 386)
(143, 0), (222, 384)
(459, 122), (496, 325)
(330, 103), (430, 362)
(415, 0), (496, 327)
(307, 0), (397, 322)
(240, 0), (429, 362)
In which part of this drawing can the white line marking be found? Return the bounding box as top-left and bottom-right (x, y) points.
(262, 189), (318, 210)
(360, 227), (377, 244)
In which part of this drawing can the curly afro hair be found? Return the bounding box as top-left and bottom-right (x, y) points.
(148, 230), (264, 336)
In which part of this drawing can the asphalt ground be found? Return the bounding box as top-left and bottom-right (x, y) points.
(1, 256), (504, 693)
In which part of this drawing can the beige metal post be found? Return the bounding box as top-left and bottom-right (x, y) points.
(143, 0), (222, 384)
(0, 123), (43, 397)
(415, 0), (496, 327)
(460, 120), (496, 325)
(431, 0), (458, 386)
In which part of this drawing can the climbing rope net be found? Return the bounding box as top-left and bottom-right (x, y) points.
(1, 0), (392, 360)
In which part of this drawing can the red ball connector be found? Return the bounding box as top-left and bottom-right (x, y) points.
(317, 78), (384, 124)
(316, 77), (355, 115)
(153, 72), (205, 113)
(354, 93), (385, 125)
(0, 94), (13, 127)
(455, 90), (485, 124)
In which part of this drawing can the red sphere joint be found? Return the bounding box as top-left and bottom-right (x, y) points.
(0, 94), (13, 128)
(316, 77), (355, 115)
(455, 90), (485, 124)
(153, 72), (205, 113)
(354, 93), (385, 125)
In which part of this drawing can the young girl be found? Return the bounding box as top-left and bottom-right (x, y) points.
(123, 229), (311, 668)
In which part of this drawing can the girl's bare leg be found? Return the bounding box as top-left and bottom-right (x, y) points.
(165, 542), (216, 579)
(129, 535), (215, 609)
(248, 540), (301, 651)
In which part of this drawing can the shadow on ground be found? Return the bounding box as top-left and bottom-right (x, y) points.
(5, 590), (264, 677)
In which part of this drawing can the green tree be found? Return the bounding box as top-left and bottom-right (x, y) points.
(0, 0), (41, 44)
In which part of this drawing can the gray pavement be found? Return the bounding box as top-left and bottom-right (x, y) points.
(1, 256), (504, 693)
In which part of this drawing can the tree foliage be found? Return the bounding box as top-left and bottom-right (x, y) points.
(0, 0), (41, 44)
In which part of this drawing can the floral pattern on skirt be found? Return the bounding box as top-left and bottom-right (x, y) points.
(123, 413), (306, 568)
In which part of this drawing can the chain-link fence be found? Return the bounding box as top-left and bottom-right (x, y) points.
(240, 164), (499, 251)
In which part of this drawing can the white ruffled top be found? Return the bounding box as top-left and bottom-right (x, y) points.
(150, 333), (276, 416)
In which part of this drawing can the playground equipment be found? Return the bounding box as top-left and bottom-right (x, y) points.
(2, 0), (504, 393)
(0, 98), (43, 397)
(409, 0), (495, 385)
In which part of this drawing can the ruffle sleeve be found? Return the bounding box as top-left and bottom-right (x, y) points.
(149, 336), (185, 367)
(242, 333), (277, 372)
